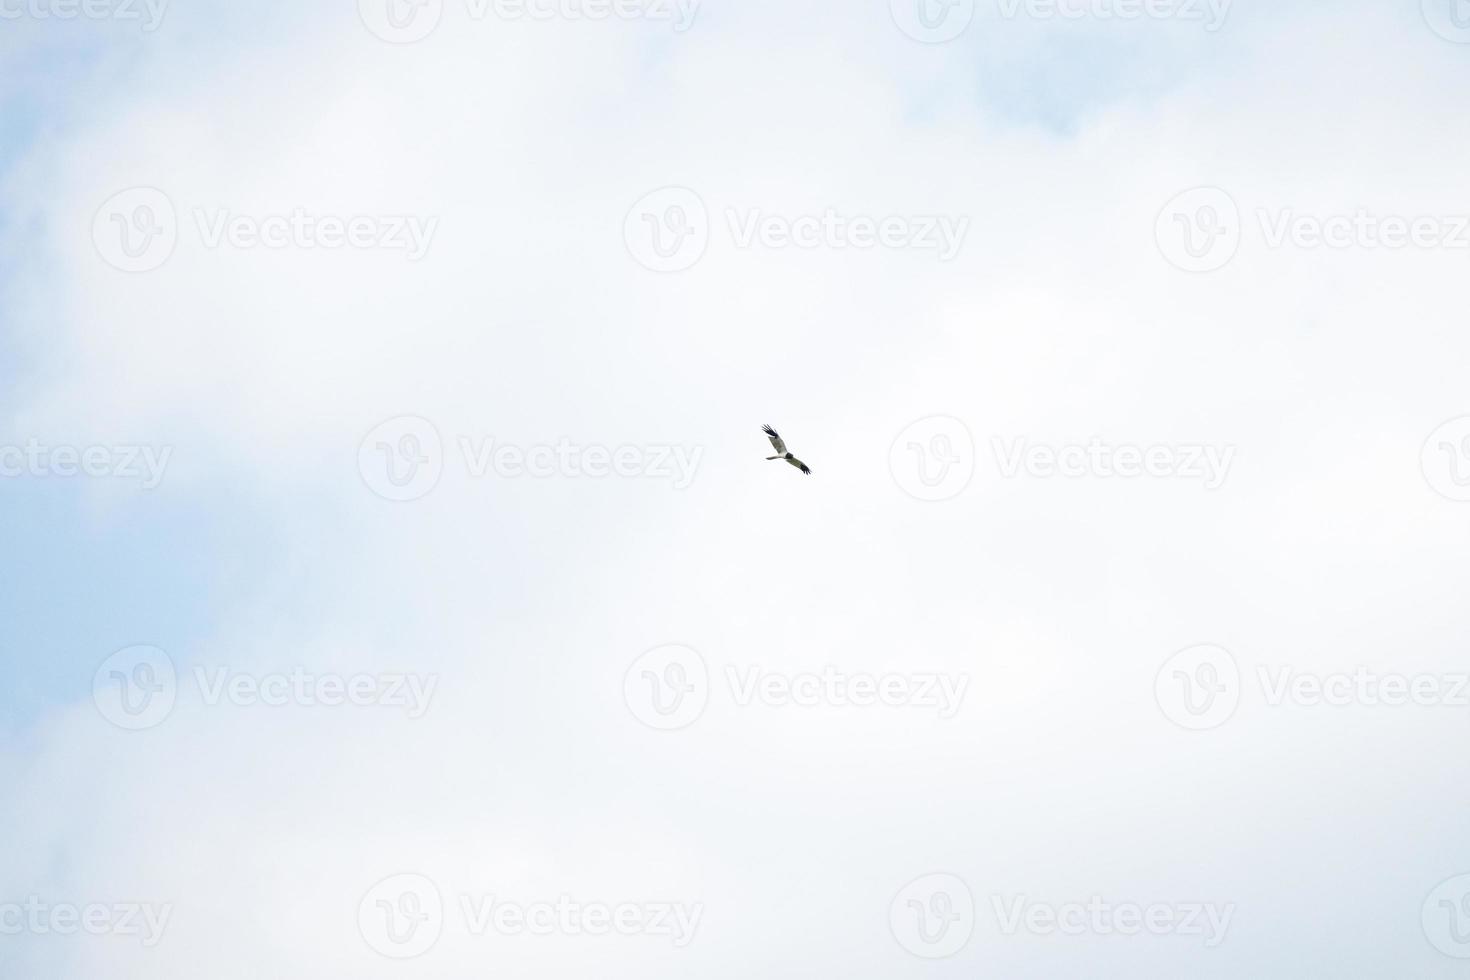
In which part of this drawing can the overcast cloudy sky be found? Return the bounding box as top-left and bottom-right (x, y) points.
(3, 0), (1470, 976)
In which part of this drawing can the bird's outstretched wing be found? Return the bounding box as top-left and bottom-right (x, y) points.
(785, 456), (811, 476)
(762, 424), (787, 455)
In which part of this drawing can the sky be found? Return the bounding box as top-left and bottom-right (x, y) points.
(3, 0), (1470, 977)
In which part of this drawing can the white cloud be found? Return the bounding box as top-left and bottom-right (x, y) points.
(4, 1), (1470, 976)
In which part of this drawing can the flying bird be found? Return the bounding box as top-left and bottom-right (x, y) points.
(763, 424), (811, 476)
